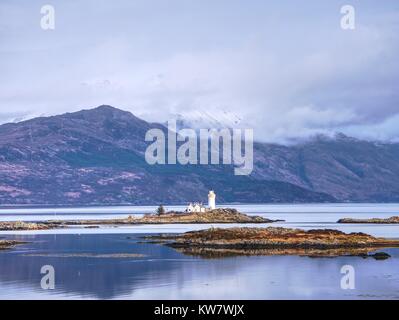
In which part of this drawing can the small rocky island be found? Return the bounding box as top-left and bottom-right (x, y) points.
(0, 209), (280, 231)
(0, 192), (281, 230)
(0, 239), (25, 250)
(147, 227), (399, 259)
(338, 216), (399, 224)
(135, 208), (278, 224)
(0, 221), (59, 231)
(42, 208), (279, 227)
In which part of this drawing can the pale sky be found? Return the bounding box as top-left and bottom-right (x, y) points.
(0, 0), (398, 143)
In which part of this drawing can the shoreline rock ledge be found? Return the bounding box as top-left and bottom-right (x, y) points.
(0, 209), (281, 230)
(0, 240), (25, 250)
(42, 208), (281, 227)
(0, 221), (60, 231)
(147, 227), (399, 258)
(338, 216), (399, 224)
(135, 208), (281, 224)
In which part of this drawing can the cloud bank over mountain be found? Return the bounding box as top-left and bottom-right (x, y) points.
(0, 0), (398, 143)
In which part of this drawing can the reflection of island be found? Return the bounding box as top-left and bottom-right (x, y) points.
(338, 216), (399, 224)
(146, 227), (399, 259)
(171, 247), (392, 260)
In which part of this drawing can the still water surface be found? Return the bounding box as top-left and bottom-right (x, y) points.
(0, 204), (399, 299)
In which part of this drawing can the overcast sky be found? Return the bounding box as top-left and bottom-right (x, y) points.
(0, 0), (398, 143)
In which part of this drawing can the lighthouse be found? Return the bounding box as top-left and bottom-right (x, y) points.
(208, 190), (216, 210)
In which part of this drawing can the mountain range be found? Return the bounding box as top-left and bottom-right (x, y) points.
(0, 105), (398, 205)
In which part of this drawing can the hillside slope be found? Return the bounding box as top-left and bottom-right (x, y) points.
(0, 106), (333, 205)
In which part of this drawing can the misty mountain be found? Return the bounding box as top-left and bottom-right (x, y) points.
(253, 134), (399, 202)
(0, 106), (397, 205)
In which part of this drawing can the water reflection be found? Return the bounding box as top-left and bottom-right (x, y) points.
(1, 233), (399, 299)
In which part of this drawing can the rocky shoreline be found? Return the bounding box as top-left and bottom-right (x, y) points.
(133, 209), (279, 224)
(146, 227), (399, 258)
(0, 209), (279, 230)
(0, 221), (61, 231)
(0, 239), (25, 250)
(338, 216), (399, 224)
(43, 209), (277, 227)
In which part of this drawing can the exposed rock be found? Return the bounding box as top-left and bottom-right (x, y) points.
(361, 252), (391, 260)
(0, 240), (25, 250)
(135, 209), (279, 224)
(42, 209), (279, 226)
(147, 227), (399, 258)
(338, 216), (399, 224)
(0, 221), (59, 231)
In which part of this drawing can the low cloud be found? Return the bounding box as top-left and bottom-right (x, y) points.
(0, 0), (398, 144)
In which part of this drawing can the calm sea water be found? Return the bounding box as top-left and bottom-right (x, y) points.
(1, 204), (399, 300)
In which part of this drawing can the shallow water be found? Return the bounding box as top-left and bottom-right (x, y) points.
(0, 204), (399, 300)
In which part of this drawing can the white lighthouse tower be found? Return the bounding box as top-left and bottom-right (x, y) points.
(208, 190), (216, 210)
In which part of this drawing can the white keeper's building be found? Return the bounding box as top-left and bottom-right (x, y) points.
(186, 191), (216, 213)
